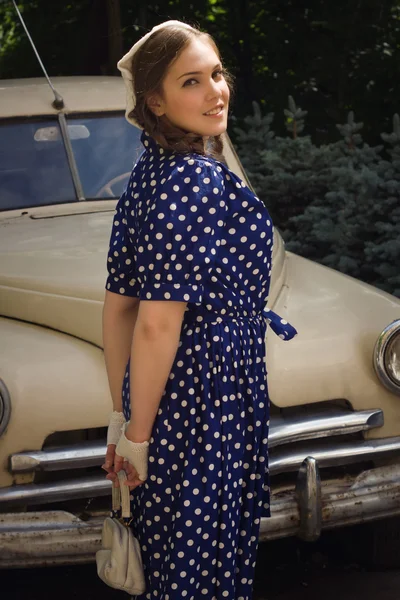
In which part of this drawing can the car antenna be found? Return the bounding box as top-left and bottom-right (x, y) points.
(11, 0), (64, 109)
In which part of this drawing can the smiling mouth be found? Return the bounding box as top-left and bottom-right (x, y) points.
(204, 106), (224, 116)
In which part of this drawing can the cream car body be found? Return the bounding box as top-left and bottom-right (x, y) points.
(0, 77), (400, 567)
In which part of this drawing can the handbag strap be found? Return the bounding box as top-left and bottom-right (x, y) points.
(111, 469), (132, 520)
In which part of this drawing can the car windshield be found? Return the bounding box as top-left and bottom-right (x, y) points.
(0, 114), (143, 211)
(69, 114), (142, 199)
(0, 118), (76, 211)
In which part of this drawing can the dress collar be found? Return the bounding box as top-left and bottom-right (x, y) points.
(140, 129), (166, 155)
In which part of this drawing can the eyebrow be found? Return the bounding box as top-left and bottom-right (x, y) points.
(177, 63), (222, 80)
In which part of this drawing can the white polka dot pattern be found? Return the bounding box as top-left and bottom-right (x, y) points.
(105, 130), (297, 599)
(106, 145), (226, 304)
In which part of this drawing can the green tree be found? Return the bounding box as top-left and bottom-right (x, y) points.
(2, 0), (400, 149)
(234, 97), (332, 230)
(365, 115), (400, 294)
(235, 99), (400, 297)
(0, 0), (124, 77)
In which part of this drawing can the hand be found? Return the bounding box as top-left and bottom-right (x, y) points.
(118, 459), (146, 491)
(103, 446), (142, 491)
(115, 422), (149, 490)
(101, 410), (126, 487)
(102, 443), (119, 486)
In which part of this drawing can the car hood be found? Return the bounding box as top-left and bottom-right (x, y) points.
(0, 204), (115, 346)
(0, 204), (286, 346)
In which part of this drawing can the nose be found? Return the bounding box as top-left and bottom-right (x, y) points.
(205, 77), (221, 101)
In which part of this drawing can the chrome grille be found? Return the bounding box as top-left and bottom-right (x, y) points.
(1, 403), (398, 509)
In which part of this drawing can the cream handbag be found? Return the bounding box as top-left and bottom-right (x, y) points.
(96, 469), (146, 595)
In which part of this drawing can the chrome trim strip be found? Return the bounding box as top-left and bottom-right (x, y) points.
(10, 441), (104, 473)
(0, 475), (111, 508)
(9, 409), (384, 473)
(269, 408), (383, 448)
(2, 464), (400, 567)
(270, 436), (400, 475)
(373, 318), (400, 395)
(0, 379), (12, 438)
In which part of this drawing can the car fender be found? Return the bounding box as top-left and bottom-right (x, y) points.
(0, 317), (112, 488)
(266, 252), (400, 439)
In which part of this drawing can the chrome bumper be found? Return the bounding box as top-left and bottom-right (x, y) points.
(1, 461), (400, 568)
(2, 406), (400, 567)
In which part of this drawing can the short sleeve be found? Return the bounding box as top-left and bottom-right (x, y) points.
(136, 158), (226, 303)
(105, 185), (141, 297)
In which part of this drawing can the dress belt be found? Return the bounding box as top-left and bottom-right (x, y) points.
(185, 307), (298, 341)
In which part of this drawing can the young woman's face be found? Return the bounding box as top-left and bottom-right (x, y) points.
(150, 37), (230, 138)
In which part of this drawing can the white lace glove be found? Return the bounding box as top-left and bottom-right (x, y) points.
(115, 421), (149, 482)
(106, 410), (126, 446)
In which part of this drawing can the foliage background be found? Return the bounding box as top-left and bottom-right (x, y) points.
(1, 0), (400, 145)
(0, 0), (399, 295)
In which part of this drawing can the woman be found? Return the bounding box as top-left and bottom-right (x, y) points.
(102, 19), (297, 600)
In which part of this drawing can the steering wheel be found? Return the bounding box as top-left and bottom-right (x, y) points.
(95, 172), (131, 198)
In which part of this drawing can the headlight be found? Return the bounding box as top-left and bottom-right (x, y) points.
(0, 379), (11, 437)
(373, 319), (400, 395)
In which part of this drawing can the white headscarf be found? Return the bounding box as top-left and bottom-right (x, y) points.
(117, 20), (195, 129)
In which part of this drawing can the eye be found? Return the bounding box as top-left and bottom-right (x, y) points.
(182, 78), (198, 87)
(182, 69), (225, 87)
(212, 69), (224, 79)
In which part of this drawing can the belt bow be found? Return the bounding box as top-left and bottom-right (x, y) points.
(262, 307), (298, 341)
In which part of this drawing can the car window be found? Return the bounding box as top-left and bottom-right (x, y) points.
(0, 113), (236, 211)
(68, 114), (142, 199)
(0, 118), (76, 211)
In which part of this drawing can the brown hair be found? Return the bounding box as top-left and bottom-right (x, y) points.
(128, 23), (234, 159)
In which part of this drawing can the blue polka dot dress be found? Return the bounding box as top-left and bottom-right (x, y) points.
(105, 130), (297, 600)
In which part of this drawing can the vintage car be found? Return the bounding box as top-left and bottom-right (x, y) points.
(0, 76), (400, 569)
